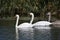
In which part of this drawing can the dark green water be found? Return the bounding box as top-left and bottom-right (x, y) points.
(0, 25), (60, 40)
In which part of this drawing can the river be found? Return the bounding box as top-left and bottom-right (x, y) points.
(0, 25), (60, 40)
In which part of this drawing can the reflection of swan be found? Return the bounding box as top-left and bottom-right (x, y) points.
(33, 12), (52, 26)
(19, 28), (34, 40)
(34, 26), (51, 29)
(15, 13), (34, 40)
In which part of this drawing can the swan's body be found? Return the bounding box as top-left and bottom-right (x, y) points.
(17, 23), (32, 28)
(33, 12), (52, 26)
(33, 21), (52, 26)
(15, 13), (34, 40)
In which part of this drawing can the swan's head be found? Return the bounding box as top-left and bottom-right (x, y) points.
(47, 12), (51, 15)
(16, 14), (19, 18)
(30, 13), (34, 16)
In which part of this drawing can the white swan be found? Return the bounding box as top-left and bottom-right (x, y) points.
(33, 12), (52, 26)
(16, 13), (34, 28)
(15, 13), (34, 40)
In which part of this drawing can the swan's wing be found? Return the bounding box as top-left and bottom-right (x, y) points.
(33, 21), (41, 26)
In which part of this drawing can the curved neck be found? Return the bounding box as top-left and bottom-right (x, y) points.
(48, 13), (51, 22)
(30, 14), (34, 24)
(16, 16), (19, 27)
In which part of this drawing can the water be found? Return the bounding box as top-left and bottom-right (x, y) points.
(0, 26), (15, 40)
(0, 25), (60, 40)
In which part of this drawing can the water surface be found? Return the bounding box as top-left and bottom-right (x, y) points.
(0, 25), (60, 40)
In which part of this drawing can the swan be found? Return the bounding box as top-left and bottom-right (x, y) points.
(15, 13), (34, 28)
(33, 12), (52, 26)
(15, 13), (34, 40)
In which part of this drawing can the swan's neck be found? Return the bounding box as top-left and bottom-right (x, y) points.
(48, 13), (51, 22)
(16, 16), (19, 27)
(30, 14), (34, 24)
